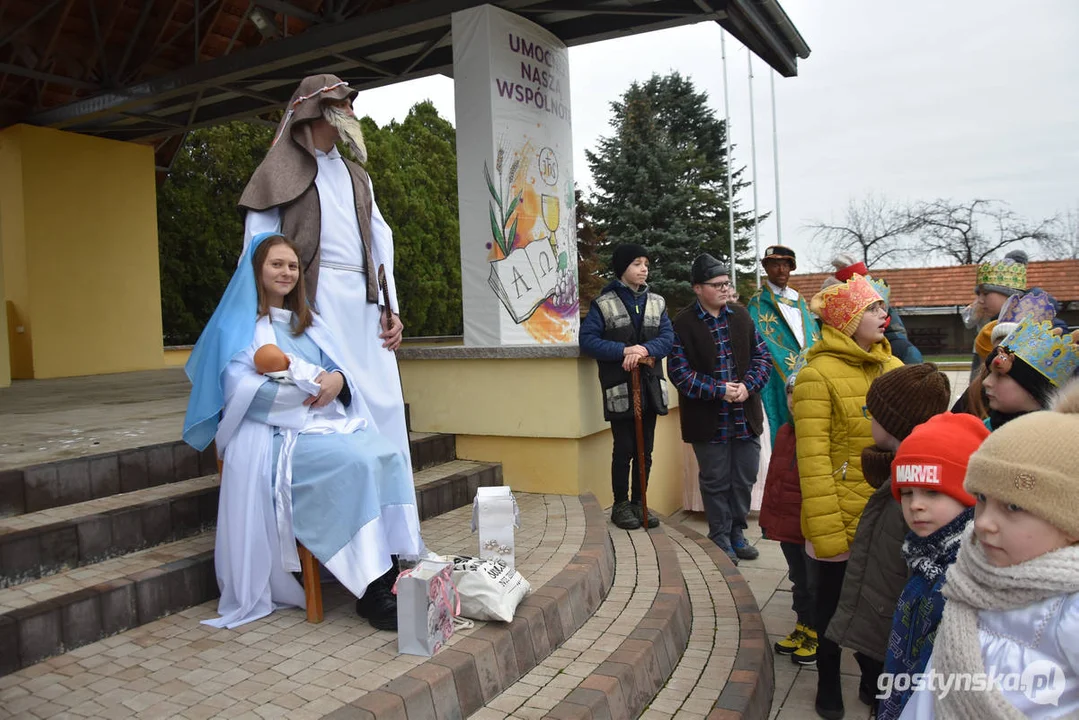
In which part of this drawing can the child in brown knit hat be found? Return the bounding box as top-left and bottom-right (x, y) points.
(826, 363), (952, 715)
(899, 377), (1079, 718)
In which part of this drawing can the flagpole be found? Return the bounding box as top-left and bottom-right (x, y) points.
(770, 70), (782, 245)
(721, 31), (736, 287)
(748, 51), (760, 289)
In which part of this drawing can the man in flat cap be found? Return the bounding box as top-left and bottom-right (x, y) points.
(237, 74), (419, 630)
(668, 254), (772, 565)
(747, 245), (818, 445)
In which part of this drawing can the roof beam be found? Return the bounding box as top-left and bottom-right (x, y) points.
(0, 0), (68, 51)
(86, 0), (111, 85)
(29, 0), (493, 128)
(400, 29), (450, 76)
(722, 0), (797, 76)
(253, 0), (324, 25)
(214, 83), (282, 104)
(514, 0), (703, 18)
(116, 0), (159, 82)
(0, 62), (98, 90)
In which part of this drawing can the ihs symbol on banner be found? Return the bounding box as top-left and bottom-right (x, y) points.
(538, 147), (558, 185)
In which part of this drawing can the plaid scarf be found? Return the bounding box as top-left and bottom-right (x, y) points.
(878, 507), (972, 720)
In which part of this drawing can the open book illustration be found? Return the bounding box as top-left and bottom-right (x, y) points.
(488, 240), (558, 324)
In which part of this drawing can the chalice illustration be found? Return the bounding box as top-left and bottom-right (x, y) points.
(541, 194), (560, 254)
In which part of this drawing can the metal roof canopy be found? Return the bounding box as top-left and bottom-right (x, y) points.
(0, 0), (809, 169)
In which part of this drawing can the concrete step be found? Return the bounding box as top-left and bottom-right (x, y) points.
(0, 493), (612, 718)
(0, 446), (478, 590)
(462, 521), (689, 720)
(0, 459), (502, 677)
(462, 513), (775, 720)
(0, 476), (219, 589)
(0, 431), (456, 518)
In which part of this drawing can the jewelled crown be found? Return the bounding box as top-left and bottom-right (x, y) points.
(976, 260), (1026, 291)
(999, 318), (1079, 388)
(998, 289), (1058, 325)
(810, 274), (884, 336)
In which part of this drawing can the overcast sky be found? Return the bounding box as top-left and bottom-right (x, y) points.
(354, 0), (1079, 271)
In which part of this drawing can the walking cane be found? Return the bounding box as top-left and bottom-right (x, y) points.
(378, 264), (409, 424)
(630, 356), (657, 529)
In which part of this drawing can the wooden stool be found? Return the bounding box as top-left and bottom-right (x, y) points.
(216, 458), (324, 623)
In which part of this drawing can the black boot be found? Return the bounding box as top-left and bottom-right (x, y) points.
(631, 501), (659, 528)
(611, 501), (641, 530)
(356, 563), (399, 631)
(815, 675), (845, 720)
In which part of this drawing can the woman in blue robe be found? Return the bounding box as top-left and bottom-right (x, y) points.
(183, 232), (423, 630)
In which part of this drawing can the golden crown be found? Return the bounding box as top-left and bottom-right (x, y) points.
(999, 318), (1079, 388)
(976, 260), (1026, 291)
(810, 274), (884, 335)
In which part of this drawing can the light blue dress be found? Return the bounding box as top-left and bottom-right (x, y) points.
(246, 314), (415, 569)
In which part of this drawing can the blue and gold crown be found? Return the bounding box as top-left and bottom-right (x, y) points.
(866, 275), (891, 304)
(999, 318), (1079, 388)
(976, 259), (1026, 291)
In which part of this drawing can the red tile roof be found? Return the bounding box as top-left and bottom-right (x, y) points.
(786, 260), (1079, 308)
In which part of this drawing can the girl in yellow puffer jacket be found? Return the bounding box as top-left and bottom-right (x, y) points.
(793, 273), (902, 720)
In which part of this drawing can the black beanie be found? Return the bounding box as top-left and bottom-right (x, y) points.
(611, 244), (648, 279)
(691, 253), (728, 284)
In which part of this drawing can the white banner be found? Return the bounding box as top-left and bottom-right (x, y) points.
(453, 5), (578, 346)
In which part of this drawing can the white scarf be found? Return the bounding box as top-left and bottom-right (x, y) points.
(933, 525), (1079, 718)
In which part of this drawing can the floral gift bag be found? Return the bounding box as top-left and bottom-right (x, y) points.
(394, 559), (460, 656)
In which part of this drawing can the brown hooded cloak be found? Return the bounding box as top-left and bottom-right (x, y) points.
(239, 74), (378, 304)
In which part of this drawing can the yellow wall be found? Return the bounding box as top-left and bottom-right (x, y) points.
(400, 354), (688, 514)
(0, 125), (163, 379)
(0, 130), (27, 385)
(164, 347), (192, 368)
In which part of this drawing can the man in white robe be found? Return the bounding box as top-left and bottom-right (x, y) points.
(237, 74), (416, 626)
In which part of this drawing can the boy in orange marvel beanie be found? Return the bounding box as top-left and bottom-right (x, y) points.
(878, 413), (989, 719)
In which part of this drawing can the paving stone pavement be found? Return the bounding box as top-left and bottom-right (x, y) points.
(678, 513), (875, 720)
(0, 493), (582, 720)
(469, 527), (653, 720)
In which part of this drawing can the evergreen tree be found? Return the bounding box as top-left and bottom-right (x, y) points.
(158, 121), (273, 344)
(361, 101), (462, 337)
(575, 187), (607, 315)
(586, 72), (762, 311)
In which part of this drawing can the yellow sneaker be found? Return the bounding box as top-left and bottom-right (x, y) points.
(792, 626), (818, 665)
(774, 623), (807, 655)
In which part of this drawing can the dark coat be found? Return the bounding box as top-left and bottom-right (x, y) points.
(579, 281), (674, 421)
(672, 303), (766, 442)
(758, 423), (804, 544)
(826, 477), (910, 662)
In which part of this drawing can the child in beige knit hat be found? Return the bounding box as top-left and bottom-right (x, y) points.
(896, 378), (1079, 719)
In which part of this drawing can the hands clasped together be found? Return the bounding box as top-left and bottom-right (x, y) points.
(723, 381), (749, 403)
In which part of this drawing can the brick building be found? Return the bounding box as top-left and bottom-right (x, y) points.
(787, 260), (1079, 354)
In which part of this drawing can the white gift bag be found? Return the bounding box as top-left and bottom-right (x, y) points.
(451, 556), (531, 622)
(394, 559), (459, 656)
(471, 486), (520, 570)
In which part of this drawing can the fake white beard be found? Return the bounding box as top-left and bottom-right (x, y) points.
(323, 106), (368, 164)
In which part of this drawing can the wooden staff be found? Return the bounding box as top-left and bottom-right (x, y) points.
(630, 356), (656, 529)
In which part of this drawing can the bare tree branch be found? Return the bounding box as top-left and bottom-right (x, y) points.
(1042, 204), (1079, 260)
(805, 193), (921, 268)
(912, 198), (1055, 265)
